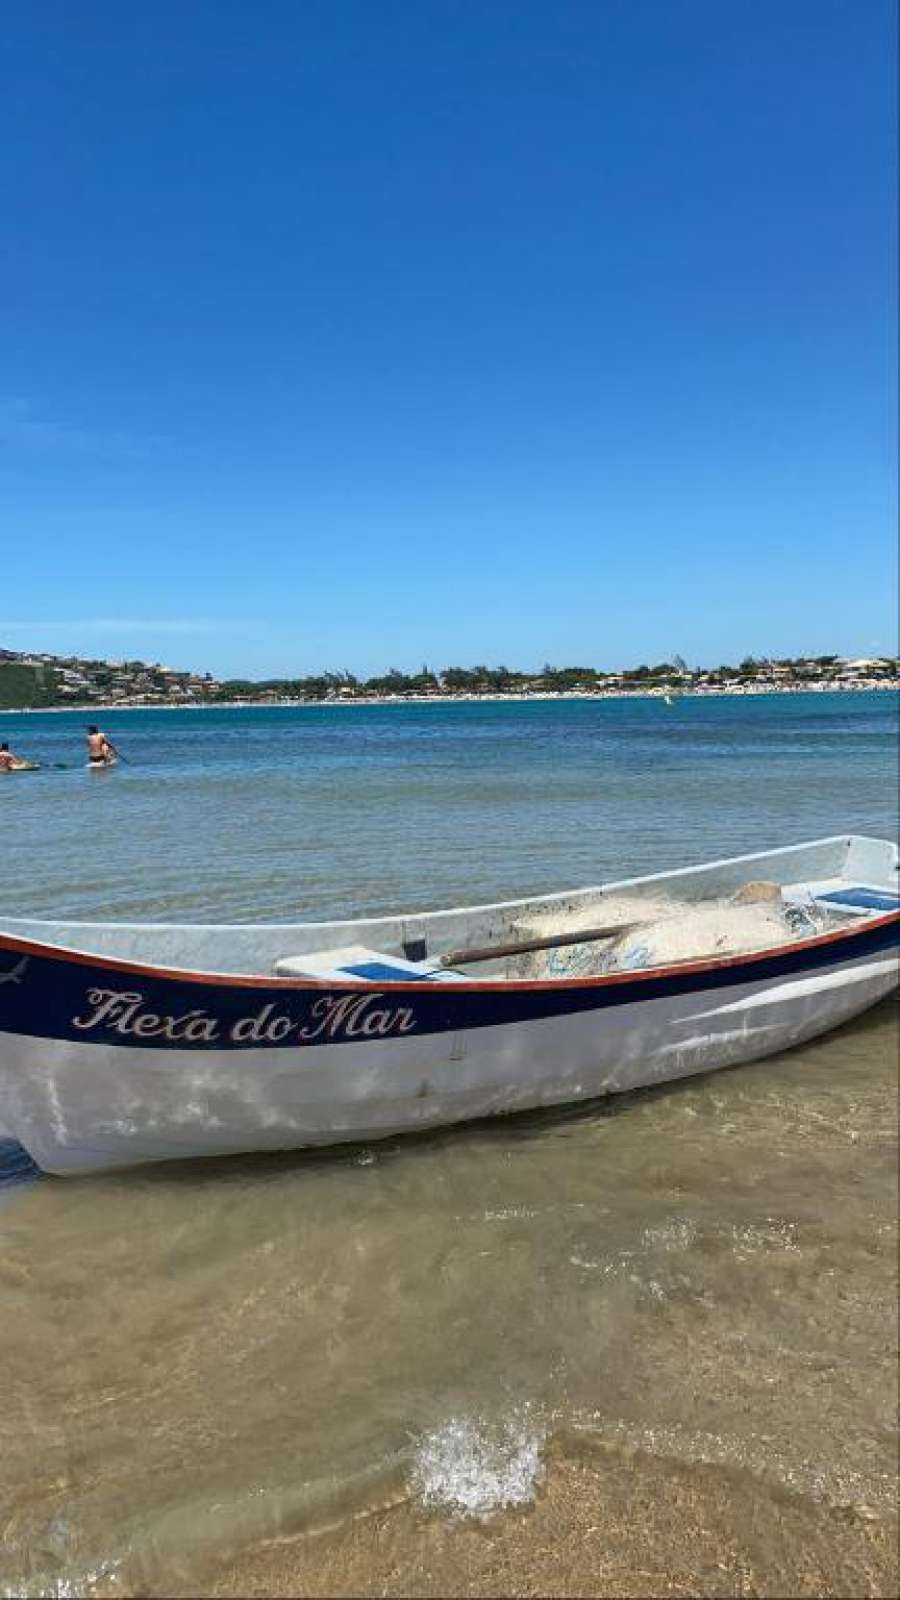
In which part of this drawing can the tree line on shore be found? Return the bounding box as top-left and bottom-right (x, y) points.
(211, 654), (864, 700)
(1, 650), (896, 710)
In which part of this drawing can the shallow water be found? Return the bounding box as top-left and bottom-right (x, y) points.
(2, 692), (897, 921)
(0, 693), (897, 1595)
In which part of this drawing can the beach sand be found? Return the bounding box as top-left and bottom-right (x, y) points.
(181, 1435), (896, 1599)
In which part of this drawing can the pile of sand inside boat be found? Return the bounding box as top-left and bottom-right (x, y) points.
(507, 884), (827, 979)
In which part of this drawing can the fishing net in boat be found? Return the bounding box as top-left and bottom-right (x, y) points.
(605, 900), (802, 971)
(508, 886), (829, 980)
(518, 895), (675, 938)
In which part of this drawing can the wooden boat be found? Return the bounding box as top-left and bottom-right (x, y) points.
(0, 834), (897, 1175)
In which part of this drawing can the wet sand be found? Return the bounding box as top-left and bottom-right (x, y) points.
(199, 1440), (896, 1599)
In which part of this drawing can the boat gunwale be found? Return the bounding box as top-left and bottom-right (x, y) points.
(0, 909), (897, 997)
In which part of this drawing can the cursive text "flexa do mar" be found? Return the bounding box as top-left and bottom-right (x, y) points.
(72, 988), (418, 1046)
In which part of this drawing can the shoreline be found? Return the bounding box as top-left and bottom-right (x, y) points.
(184, 1436), (898, 1600)
(1, 683), (898, 716)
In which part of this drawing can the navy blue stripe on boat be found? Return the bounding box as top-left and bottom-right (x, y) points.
(0, 913), (897, 1050)
(818, 888), (900, 912)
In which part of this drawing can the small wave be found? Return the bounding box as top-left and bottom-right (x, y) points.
(412, 1409), (545, 1517)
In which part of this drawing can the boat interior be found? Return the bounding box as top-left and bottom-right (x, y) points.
(2, 835), (897, 983)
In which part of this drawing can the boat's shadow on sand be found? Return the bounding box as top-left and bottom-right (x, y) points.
(86, 989), (898, 1193)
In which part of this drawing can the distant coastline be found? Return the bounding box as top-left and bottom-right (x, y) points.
(1, 643), (898, 713)
(2, 682), (897, 715)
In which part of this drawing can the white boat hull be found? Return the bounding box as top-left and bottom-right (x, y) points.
(5, 946), (896, 1175)
(1, 833), (897, 1173)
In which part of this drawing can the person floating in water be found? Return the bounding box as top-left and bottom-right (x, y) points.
(0, 741), (40, 771)
(86, 725), (119, 768)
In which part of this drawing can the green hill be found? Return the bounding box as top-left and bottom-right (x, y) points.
(0, 661), (62, 709)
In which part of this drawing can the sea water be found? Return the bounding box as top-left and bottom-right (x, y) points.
(0, 693), (897, 1595)
(2, 691), (897, 921)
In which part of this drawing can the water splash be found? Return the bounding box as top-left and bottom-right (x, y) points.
(412, 1408), (545, 1517)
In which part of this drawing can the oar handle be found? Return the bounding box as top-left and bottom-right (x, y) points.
(440, 921), (645, 968)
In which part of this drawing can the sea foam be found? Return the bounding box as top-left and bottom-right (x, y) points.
(412, 1408), (545, 1517)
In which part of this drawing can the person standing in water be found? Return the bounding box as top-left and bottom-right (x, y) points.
(0, 741), (39, 771)
(86, 725), (119, 767)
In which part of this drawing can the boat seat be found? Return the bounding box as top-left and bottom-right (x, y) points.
(782, 879), (900, 917)
(273, 944), (465, 982)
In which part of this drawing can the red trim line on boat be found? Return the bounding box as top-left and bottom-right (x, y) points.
(0, 911), (897, 994)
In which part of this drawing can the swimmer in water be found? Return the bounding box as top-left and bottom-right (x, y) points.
(0, 741), (39, 771)
(86, 726), (119, 767)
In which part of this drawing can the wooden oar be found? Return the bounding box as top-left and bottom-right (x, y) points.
(439, 921), (645, 969)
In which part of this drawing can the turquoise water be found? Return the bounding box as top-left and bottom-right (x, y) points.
(2, 692), (897, 922)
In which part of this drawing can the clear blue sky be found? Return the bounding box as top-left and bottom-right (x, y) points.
(2, 0), (896, 678)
